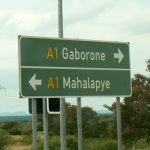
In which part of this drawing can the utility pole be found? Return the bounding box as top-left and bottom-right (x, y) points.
(58, 0), (67, 150)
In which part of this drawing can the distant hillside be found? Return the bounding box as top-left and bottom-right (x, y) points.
(0, 111), (31, 122)
(0, 110), (113, 122)
(0, 111), (30, 116)
(0, 115), (32, 122)
(96, 109), (113, 114)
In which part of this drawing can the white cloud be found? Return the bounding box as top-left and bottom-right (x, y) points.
(64, 0), (115, 25)
(0, 0), (150, 113)
(0, 12), (58, 39)
(63, 0), (150, 40)
(0, 0), (57, 12)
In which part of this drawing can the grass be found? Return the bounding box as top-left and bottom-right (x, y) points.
(6, 134), (150, 150)
(135, 138), (150, 149)
(7, 135), (32, 150)
(7, 145), (32, 150)
(7, 132), (44, 150)
(84, 138), (117, 150)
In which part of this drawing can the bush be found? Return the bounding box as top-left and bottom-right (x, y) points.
(21, 124), (32, 135)
(37, 136), (60, 150)
(37, 140), (44, 150)
(0, 129), (10, 149)
(38, 135), (78, 150)
(48, 135), (77, 150)
(67, 135), (78, 150)
(84, 138), (117, 150)
(101, 140), (117, 150)
(49, 136), (60, 150)
(8, 127), (22, 135)
(2, 121), (22, 135)
(20, 135), (32, 145)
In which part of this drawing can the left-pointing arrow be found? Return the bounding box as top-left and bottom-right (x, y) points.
(29, 74), (42, 91)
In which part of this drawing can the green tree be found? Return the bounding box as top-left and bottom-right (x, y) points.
(0, 129), (10, 149)
(66, 104), (77, 135)
(2, 121), (22, 135)
(82, 106), (111, 138)
(48, 114), (60, 135)
(105, 73), (150, 148)
(146, 59), (150, 72)
(21, 123), (32, 135)
(47, 103), (111, 138)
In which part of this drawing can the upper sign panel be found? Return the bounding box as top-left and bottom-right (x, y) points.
(19, 36), (130, 69)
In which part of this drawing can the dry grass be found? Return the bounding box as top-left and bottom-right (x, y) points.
(7, 145), (32, 150)
(7, 133), (44, 150)
(10, 135), (22, 141)
(7, 135), (32, 150)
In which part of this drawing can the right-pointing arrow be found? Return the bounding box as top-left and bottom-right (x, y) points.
(29, 74), (42, 91)
(114, 48), (124, 64)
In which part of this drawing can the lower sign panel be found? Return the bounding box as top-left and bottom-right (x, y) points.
(20, 68), (131, 97)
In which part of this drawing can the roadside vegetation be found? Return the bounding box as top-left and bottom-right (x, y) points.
(1, 104), (150, 150)
(0, 59), (150, 149)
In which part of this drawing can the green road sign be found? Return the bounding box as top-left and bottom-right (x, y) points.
(18, 36), (131, 97)
(19, 36), (130, 69)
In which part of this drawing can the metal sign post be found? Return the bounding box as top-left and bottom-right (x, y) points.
(116, 97), (122, 150)
(60, 98), (66, 150)
(77, 97), (83, 150)
(58, 0), (67, 150)
(43, 98), (49, 150)
(32, 98), (38, 150)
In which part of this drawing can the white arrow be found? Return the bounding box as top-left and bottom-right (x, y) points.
(29, 74), (42, 91)
(114, 48), (124, 64)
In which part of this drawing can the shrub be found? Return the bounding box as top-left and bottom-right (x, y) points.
(38, 135), (78, 150)
(0, 129), (10, 149)
(2, 121), (22, 135)
(48, 135), (77, 150)
(67, 135), (78, 150)
(37, 140), (44, 150)
(37, 136), (60, 150)
(84, 138), (117, 150)
(49, 136), (60, 150)
(8, 127), (22, 135)
(21, 124), (32, 135)
(101, 140), (117, 150)
(20, 135), (32, 145)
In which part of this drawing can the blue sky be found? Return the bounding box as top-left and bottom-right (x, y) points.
(0, 0), (150, 113)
